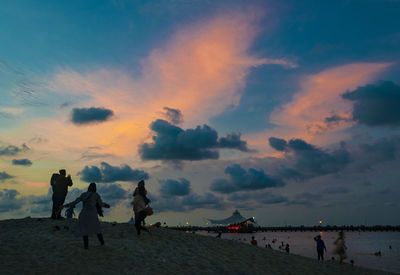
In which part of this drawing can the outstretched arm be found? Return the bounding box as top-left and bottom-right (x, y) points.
(97, 194), (110, 208)
(63, 194), (83, 209)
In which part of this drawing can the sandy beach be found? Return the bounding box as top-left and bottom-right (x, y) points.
(0, 217), (395, 275)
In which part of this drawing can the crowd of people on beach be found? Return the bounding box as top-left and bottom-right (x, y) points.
(50, 169), (153, 249)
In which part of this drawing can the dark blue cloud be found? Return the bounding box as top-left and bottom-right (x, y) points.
(0, 189), (21, 212)
(0, 144), (29, 156)
(324, 114), (349, 124)
(360, 135), (400, 161)
(0, 172), (14, 182)
(211, 164), (284, 194)
(149, 192), (226, 213)
(95, 183), (130, 206)
(159, 178), (191, 197)
(71, 107), (114, 125)
(342, 81), (400, 126)
(12, 159), (32, 166)
(139, 119), (251, 161)
(268, 137), (287, 151)
(269, 137), (351, 179)
(218, 133), (251, 152)
(286, 192), (322, 206)
(323, 186), (350, 194)
(79, 162), (149, 183)
(181, 193), (225, 210)
(163, 107), (183, 125)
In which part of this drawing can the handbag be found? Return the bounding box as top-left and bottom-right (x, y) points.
(145, 206), (153, 216)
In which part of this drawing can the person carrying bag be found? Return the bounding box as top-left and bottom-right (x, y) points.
(132, 180), (152, 236)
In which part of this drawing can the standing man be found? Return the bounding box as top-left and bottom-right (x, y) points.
(51, 169), (73, 219)
(314, 235), (327, 261)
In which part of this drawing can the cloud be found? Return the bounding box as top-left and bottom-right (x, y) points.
(181, 192), (225, 210)
(268, 137), (351, 179)
(218, 132), (251, 152)
(0, 144), (29, 156)
(94, 183), (130, 205)
(159, 178), (191, 197)
(342, 81), (400, 126)
(0, 172), (14, 182)
(139, 119), (251, 161)
(323, 186), (350, 194)
(139, 119), (218, 161)
(211, 164), (284, 194)
(149, 192), (226, 213)
(359, 135), (400, 162)
(268, 62), (391, 139)
(268, 137), (287, 152)
(79, 162), (149, 183)
(286, 192), (322, 206)
(12, 159), (33, 166)
(163, 107), (183, 125)
(17, 10), (294, 158)
(71, 107), (114, 125)
(0, 189), (22, 213)
(227, 191), (288, 205)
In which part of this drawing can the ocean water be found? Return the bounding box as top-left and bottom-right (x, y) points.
(198, 231), (400, 273)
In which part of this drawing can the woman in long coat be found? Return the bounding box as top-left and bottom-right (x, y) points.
(61, 182), (110, 249)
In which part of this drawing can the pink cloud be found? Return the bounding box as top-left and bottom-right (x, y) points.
(248, 62), (392, 150)
(14, 10), (295, 159)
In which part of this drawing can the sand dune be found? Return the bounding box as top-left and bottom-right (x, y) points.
(0, 217), (394, 274)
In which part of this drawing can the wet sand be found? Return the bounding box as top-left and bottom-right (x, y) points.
(0, 217), (395, 274)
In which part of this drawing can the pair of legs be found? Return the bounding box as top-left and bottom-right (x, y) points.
(51, 194), (66, 219)
(83, 234), (104, 249)
(317, 249), (324, 261)
(135, 210), (149, 235)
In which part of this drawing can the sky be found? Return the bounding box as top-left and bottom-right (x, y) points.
(0, 0), (399, 226)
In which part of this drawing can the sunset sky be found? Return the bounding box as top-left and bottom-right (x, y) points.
(1, 0), (399, 226)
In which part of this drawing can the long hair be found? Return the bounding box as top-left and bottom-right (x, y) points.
(88, 182), (97, 192)
(136, 180), (150, 204)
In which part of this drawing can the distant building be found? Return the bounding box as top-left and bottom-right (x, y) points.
(207, 210), (247, 225)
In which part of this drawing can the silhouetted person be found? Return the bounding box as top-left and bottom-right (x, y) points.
(285, 243), (290, 253)
(314, 235), (327, 261)
(132, 180), (151, 236)
(251, 236), (258, 246)
(60, 182), (110, 249)
(51, 169), (73, 219)
(65, 206), (75, 219)
(334, 231), (347, 263)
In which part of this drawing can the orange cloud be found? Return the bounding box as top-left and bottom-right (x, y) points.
(249, 62), (392, 150)
(10, 10), (294, 160)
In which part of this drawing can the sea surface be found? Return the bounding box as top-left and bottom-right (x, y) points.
(198, 230), (400, 273)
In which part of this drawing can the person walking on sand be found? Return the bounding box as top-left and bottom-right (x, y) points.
(333, 231), (347, 263)
(314, 235), (327, 261)
(60, 182), (110, 249)
(251, 236), (258, 246)
(50, 169), (73, 220)
(132, 180), (152, 236)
